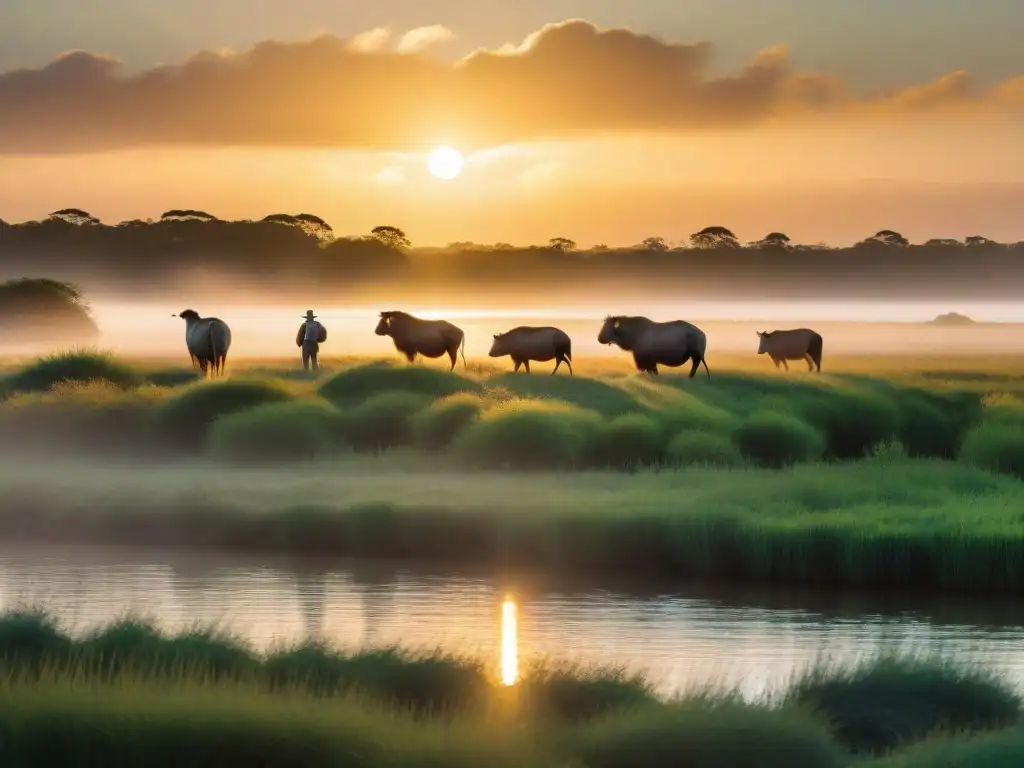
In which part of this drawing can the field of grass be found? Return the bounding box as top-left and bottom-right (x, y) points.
(0, 609), (1022, 766)
(1, 351), (1024, 592)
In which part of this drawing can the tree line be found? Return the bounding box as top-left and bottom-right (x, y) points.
(2, 209), (1023, 303)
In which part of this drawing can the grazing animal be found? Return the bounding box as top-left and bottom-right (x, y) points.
(598, 315), (710, 378)
(374, 310), (466, 370)
(489, 326), (573, 375)
(756, 328), (823, 372)
(173, 309), (232, 377)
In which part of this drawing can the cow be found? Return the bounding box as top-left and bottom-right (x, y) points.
(374, 310), (466, 370)
(489, 326), (573, 375)
(597, 315), (710, 378)
(756, 328), (823, 372)
(172, 309), (231, 377)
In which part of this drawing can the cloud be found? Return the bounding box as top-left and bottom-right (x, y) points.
(0, 19), (1020, 155)
(397, 25), (455, 54)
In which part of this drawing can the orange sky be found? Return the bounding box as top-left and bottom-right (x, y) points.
(1, 18), (1022, 246)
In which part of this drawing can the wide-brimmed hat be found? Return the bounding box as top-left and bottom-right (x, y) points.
(303, 310), (317, 319)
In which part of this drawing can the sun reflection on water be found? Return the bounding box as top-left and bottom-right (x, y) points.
(500, 597), (518, 686)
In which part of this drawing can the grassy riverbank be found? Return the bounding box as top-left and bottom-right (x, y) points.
(1, 455), (1024, 592)
(0, 611), (1021, 767)
(2, 352), (1024, 593)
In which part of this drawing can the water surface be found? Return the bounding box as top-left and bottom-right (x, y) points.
(2, 543), (1023, 700)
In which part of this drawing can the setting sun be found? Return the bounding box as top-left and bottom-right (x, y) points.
(427, 146), (464, 180)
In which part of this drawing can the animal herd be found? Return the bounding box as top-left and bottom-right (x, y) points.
(174, 309), (824, 379)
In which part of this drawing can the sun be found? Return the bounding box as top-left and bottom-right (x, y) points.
(427, 146), (464, 180)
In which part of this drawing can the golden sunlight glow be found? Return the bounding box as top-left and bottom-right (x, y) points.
(427, 145), (464, 180)
(500, 597), (519, 686)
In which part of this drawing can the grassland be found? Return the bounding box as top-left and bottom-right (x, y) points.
(0, 609), (1022, 767)
(1, 350), (1024, 592)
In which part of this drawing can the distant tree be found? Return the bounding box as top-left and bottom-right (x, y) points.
(965, 235), (996, 247)
(294, 213), (334, 243)
(690, 226), (739, 249)
(0, 277), (100, 344)
(749, 232), (792, 249)
(548, 237), (577, 252)
(641, 236), (669, 252)
(860, 229), (909, 247)
(592, 244), (609, 251)
(493, 242), (515, 251)
(923, 238), (962, 247)
(370, 225), (411, 250)
(160, 209), (219, 223)
(48, 208), (100, 226)
(263, 213), (334, 243)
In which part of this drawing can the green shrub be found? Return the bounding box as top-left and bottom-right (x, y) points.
(666, 430), (744, 467)
(799, 389), (899, 460)
(153, 380), (294, 452)
(454, 400), (603, 470)
(319, 360), (480, 403)
(598, 413), (665, 467)
(567, 703), (844, 768)
(871, 728), (1024, 768)
(6, 351), (142, 393)
(410, 393), (485, 450)
(208, 400), (342, 463)
(487, 373), (640, 416)
(785, 656), (1021, 755)
(0, 382), (163, 456)
(0, 611), (71, 669)
(338, 392), (431, 451)
(145, 368), (203, 387)
(960, 422), (1024, 480)
(733, 411), (826, 468)
(890, 388), (981, 459)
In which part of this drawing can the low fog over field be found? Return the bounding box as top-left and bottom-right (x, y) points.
(53, 299), (1024, 360)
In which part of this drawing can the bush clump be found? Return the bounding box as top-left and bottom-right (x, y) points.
(567, 703), (845, 768)
(785, 656), (1021, 756)
(208, 400), (343, 463)
(799, 388), (900, 460)
(733, 411), (826, 468)
(319, 360), (480, 404)
(598, 413), (665, 468)
(959, 421), (1024, 480)
(153, 380), (294, 452)
(0, 382), (164, 456)
(5, 350), (142, 393)
(666, 430), (744, 468)
(338, 391), (432, 452)
(410, 393), (485, 450)
(454, 400), (603, 470)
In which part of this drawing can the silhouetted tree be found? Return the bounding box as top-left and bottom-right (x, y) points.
(493, 242), (515, 251)
(371, 225), (410, 250)
(548, 237), (577, 252)
(690, 226), (739, 249)
(965, 235), (995, 247)
(48, 208), (100, 226)
(592, 244), (609, 251)
(0, 277), (99, 344)
(642, 236), (669, 252)
(860, 229), (909, 247)
(160, 209), (219, 223)
(924, 238), (962, 247)
(748, 232), (792, 249)
(263, 213), (334, 243)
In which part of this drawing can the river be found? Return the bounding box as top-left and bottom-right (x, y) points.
(2, 542), (1023, 700)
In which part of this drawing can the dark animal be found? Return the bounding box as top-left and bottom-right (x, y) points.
(375, 310), (466, 370)
(597, 315), (710, 378)
(173, 309), (231, 377)
(756, 328), (823, 372)
(489, 326), (573, 375)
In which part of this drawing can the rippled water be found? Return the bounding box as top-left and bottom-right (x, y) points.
(2, 542), (1024, 699)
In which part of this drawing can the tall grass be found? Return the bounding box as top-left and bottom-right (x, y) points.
(4, 350), (143, 393)
(0, 612), (1018, 765)
(2, 455), (1024, 592)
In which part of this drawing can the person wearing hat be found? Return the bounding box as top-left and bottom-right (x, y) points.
(296, 310), (327, 370)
